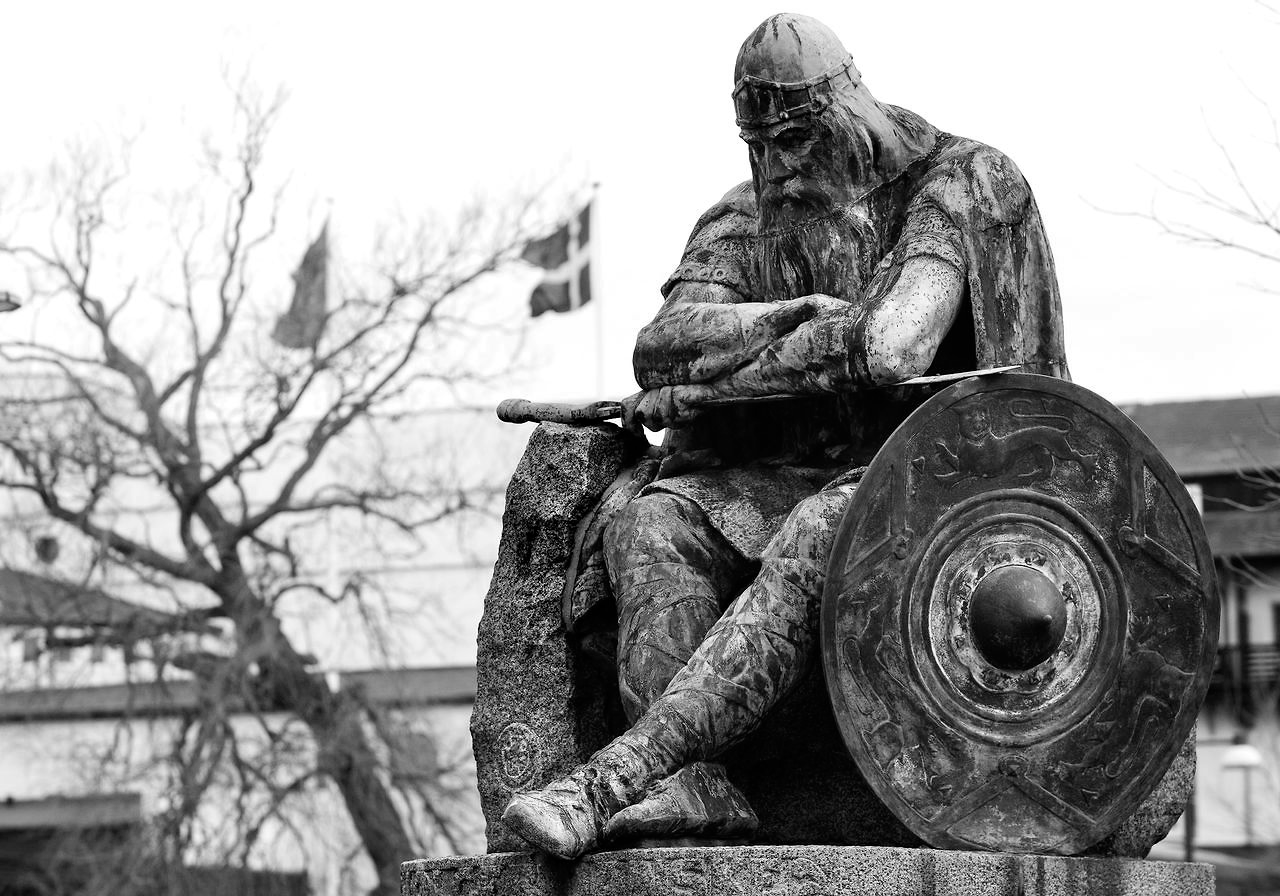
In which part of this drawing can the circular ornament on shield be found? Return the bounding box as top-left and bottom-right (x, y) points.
(821, 373), (1218, 854)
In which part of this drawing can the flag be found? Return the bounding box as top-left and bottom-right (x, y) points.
(523, 201), (592, 316)
(272, 224), (328, 349)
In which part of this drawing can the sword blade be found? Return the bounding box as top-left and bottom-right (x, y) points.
(497, 366), (1022, 424)
(699, 365), (1022, 408)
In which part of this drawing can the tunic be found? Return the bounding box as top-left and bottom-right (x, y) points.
(640, 114), (1068, 559)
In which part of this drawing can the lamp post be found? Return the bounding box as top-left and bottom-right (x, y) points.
(1223, 734), (1265, 848)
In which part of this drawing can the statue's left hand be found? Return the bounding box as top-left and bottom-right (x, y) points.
(622, 385), (715, 432)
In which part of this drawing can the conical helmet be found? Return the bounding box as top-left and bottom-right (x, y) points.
(733, 13), (861, 128)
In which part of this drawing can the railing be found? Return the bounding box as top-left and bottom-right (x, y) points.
(1207, 645), (1280, 722)
(1216, 645), (1280, 688)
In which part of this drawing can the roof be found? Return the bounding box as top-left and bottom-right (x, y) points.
(0, 568), (194, 638)
(1119, 395), (1280, 479)
(1202, 509), (1280, 559)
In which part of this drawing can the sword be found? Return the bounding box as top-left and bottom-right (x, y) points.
(496, 366), (1022, 425)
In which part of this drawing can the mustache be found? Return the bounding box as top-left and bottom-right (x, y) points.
(757, 180), (835, 229)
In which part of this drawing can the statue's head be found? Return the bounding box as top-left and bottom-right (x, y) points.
(734, 14), (928, 230)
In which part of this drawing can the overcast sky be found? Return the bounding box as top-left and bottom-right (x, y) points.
(4, 1), (1279, 408)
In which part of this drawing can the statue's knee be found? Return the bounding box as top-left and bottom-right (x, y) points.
(766, 485), (857, 559)
(604, 492), (696, 562)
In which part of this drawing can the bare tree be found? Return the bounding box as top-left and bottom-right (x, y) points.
(1126, 2), (1280, 295)
(1135, 122), (1280, 296)
(0, 79), (548, 893)
(1128, 7), (1280, 869)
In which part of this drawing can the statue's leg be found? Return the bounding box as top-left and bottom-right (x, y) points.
(503, 483), (856, 858)
(599, 483), (856, 841)
(633, 482), (857, 757)
(605, 492), (754, 724)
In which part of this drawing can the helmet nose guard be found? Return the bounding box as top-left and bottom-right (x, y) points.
(733, 13), (862, 128)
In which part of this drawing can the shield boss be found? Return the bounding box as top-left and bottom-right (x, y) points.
(821, 373), (1218, 854)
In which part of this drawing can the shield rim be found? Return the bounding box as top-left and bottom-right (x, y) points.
(820, 372), (1219, 853)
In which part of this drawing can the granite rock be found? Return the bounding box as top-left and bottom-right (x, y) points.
(470, 423), (634, 853)
(402, 845), (1215, 896)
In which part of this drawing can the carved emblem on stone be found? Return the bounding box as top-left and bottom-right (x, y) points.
(822, 373), (1218, 854)
(496, 722), (543, 790)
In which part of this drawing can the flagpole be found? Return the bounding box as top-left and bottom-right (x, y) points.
(591, 182), (604, 398)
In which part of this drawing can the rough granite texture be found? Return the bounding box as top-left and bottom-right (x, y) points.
(471, 423), (632, 853)
(402, 846), (1215, 896)
(472, 424), (1196, 857)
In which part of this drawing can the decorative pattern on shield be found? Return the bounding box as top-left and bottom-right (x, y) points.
(821, 373), (1218, 854)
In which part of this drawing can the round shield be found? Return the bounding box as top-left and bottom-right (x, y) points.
(821, 373), (1218, 854)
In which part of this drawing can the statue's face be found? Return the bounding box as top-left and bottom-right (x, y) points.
(743, 115), (857, 228)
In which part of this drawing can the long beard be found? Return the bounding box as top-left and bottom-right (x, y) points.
(754, 203), (876, 301)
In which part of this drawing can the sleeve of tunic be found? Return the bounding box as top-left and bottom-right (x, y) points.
(660, 182), (759, 303)
(911, 140), (1069, 378)
(890, 199), (965, 273)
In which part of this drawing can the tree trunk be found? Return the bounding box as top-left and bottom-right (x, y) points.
(218, 566), (414, 896)
(262, 649), (414, 895)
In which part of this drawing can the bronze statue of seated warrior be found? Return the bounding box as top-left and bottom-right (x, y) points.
(495, 12), (1215, 862)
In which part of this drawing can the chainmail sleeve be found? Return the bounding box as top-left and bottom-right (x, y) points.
(660, 182), (760, 302)
(891, 197), (965, 272)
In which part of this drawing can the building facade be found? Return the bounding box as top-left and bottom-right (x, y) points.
(2, 395), (1280, 892)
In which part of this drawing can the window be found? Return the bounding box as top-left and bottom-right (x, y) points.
(22, 632), (41, 663)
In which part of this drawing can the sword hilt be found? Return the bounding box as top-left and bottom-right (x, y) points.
(496, 398), (623, 425)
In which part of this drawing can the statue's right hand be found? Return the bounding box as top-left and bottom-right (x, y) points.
(620, 391), (646, 434)
(622, 389), (673, 433)
(621, 386), (711, 433)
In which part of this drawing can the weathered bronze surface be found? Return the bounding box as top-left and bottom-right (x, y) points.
(498, 12), (1080, 861)
(493, 11), (1201, 865)
(969, 564), (1068, 670)
(822, 373), (1218, 854)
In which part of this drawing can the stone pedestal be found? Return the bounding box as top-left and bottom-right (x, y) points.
(402, 846), (1213, 896)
